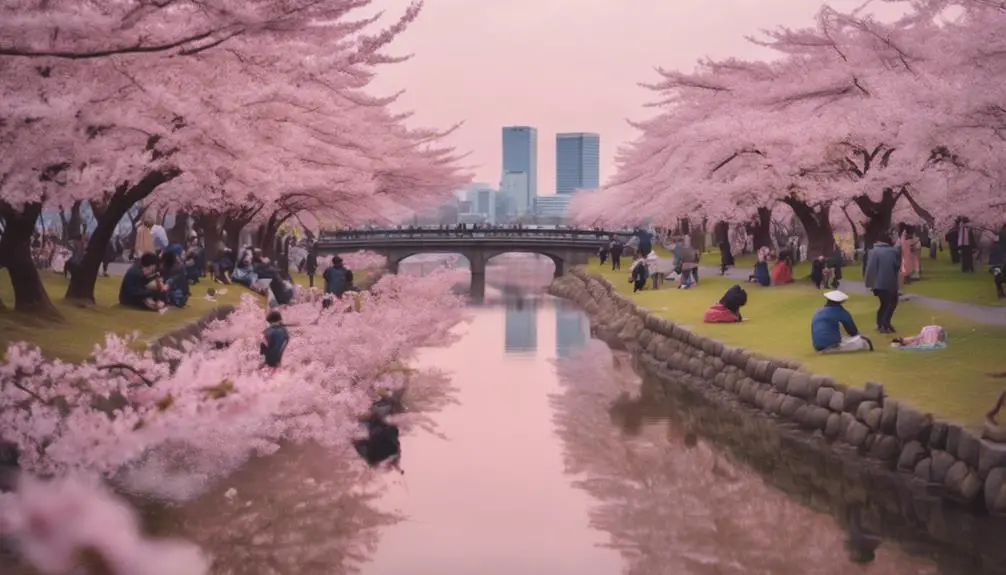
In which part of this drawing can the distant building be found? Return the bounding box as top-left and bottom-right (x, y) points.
(500, 171), (531, 218)
(534, 195), (572, 221)
(555, 133), (600, 195)
(462, 182), (496, 224)
(502, 126), (538, 202)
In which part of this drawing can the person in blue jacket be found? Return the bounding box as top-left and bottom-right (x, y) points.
(260, 311), (289, 368)
(811, 291), (873, 353)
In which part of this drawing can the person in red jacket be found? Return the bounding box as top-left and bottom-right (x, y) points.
(703, 284), (748, 323)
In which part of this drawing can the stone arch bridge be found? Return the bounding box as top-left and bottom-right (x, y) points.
(314, 228), (626, 299)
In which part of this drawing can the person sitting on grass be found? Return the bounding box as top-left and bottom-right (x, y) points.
(811, 291), (874, 353)
(260, 310), (289, 369)
(212, 248), (235, 284)
(891, 325), (947, 351)
(118, 252), (167, 311)
(160, 250), (190, 308)
(703, 284), (748, 323)
(749, 246), (772, 287)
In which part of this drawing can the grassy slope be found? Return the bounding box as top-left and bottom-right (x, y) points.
(588, 255), (1005, 426)
(0, 269), (376, 362)
(0, 269), (255, 362)
(705, 248), (1003, 306)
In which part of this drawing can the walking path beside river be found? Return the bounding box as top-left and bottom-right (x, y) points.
(700, 265), (1006, 328)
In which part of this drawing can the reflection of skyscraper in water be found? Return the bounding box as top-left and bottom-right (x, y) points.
(556, 304), (588, 358)
(504, 298), (538, 354)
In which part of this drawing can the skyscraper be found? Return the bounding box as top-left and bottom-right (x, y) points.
(555, 133), (600, 195)
(502, 126), (538, 202)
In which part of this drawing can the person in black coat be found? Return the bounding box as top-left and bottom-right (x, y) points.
(718, 239), (734, 275)
(118, 252), (166, 310)
(305, 243), (319, 288)
(989, 234), (1005, 299)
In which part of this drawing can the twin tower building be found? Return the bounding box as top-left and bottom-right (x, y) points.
(500, 126), (600, 221)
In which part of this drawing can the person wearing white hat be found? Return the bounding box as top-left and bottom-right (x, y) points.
(811, 291), (874, 353)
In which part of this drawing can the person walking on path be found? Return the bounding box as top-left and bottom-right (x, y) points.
(864, 235), (902, 334)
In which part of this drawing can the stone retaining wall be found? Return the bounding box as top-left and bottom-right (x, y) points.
(550, 269), (1006, 571)
(147, 305), (236, 362)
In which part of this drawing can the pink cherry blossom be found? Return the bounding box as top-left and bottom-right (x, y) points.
(571, 0), (1006, 235)
(0, 477), (210, 575)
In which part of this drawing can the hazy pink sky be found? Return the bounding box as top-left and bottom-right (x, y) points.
(366, 0), (899, 193)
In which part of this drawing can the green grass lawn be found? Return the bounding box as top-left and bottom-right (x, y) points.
(0, 269), (256, 362)
(588, 258), (1006, 426)
(702, 248), (1002, 306)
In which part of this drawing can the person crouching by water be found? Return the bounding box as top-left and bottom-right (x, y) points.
(703, 284), (748, 323)
(811, 291), (874, 353)
(260, 310), (289, 369)
(630, 254), (648, 293)
(353, 388), (404, 474)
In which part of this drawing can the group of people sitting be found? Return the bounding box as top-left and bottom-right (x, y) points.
(747, 246), (799, 287)
(117, 249), (194, 311)
(698, 282), (946, 355)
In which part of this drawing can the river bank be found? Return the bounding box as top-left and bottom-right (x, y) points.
(0, 267), (468, 574)
(548, 268), (1006, 574)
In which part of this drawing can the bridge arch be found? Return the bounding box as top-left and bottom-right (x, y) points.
(481, 250), (564, 278)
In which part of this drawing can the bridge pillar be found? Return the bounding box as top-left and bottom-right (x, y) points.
(553, 257), (565, 279)
(468, 250), (486, 302)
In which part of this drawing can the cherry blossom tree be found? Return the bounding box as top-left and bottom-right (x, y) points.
(0, 0), (468, 314)
(572, 0), (1006, 251)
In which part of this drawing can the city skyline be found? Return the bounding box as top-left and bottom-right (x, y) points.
(555, 132), (600, 195)
(364, 0), (907, 188)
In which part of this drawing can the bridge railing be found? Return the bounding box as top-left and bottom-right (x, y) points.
(317, 227), (632, 241)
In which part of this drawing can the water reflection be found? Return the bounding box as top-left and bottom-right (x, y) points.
(556, 302), (588, 358)
(553, 340), (936, 575)
(360, 297), (623, 574)
(504, 295), (538, 354)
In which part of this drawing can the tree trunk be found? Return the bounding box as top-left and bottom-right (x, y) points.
(0, 202), (63, 320)
(840, 204), (861, 251)
(783, 198), (835, 257)
(60, 200), (84, 241)
(745, 207), (772, 251)
(193, 212), (222, 262)
(854, 188), (900, 247)
(65, 168), (180, 304)
(168, 211), (189, 245)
